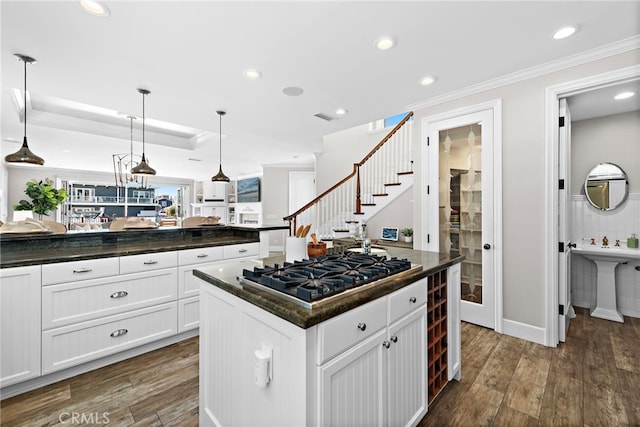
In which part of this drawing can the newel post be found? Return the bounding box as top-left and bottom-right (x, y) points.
(355, 164), (362, 214)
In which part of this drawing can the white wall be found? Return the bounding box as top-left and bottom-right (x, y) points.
(262, 165), (315, 251)
(314, 49), (638, 332)
(409, 50), (639, 329)
(571, 110), (640, 195)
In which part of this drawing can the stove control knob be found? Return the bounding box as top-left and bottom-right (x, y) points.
(382, 341), (391, 349)
(409, 297), (417, 303)
(390, 335), (398, 343)
(357, 322), (367, 331)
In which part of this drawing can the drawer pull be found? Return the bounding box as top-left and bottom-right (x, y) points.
(110, 328), (128, 338)
(357, 322), (367, 331)
(73, 268), (93, 274)
(197, 254), (209, 258)
(110, 291), (128, 299)
(238, 249), (248, 253)
(390, 335), (398, 343)
(409, 296), (417, 303)
(382, 341), (391, 349)
(143, 260), (158, 265)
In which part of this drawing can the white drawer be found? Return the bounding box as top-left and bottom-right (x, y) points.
(223, 242), (259, 259)
(389, 278), (427, 324)
(42, 302), (177, 374)
(42, 269), (178, 329)
(317, 297), (386, 364)
(178, 263), (215, 299)
(178, 246), (224, 266)
(178, 296), (199, 332)
(42, 258), (119, 285)
(119, 251), (178, 274)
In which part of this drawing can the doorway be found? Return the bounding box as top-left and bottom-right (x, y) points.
(544, 65), (640, 346)
(423, 100), (502, 330)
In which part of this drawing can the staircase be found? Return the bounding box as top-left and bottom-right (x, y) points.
(284, 111), (414, 238)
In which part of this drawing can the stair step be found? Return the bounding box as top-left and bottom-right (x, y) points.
(353, 212), (365, 215)
(384, 182), (401, 187)
(361, 203), (376, 206)
(397, 171), (414, 176)
(372, 193), (389, 197)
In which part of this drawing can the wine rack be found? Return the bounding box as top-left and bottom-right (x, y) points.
(427, 269), (448, 403)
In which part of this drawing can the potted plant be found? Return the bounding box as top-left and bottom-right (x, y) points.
(401, 227), (413, 243)
(14, 178), (68, 220)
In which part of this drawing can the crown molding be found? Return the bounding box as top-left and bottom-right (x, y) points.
(407, 35), (640, 112)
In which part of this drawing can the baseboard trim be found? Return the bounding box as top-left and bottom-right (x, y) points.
(502, 319), (546, 346)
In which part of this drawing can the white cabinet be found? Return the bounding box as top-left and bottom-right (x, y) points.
(201, 181), (228, 202)
(318, 329), (387, 426)
(119, 251), (177, 275)
(223, 242), (259, 259)
(318, 279), (427, 427)
(0, 266), (41, 387)
(388, 308), (427, 426)
(42, 268), (178, 330)
(42, 257), (119, 285)
(41, 254), (179, 374)
(177, 244), (257, 332)
(198, 272), (430, 427)
(42, 302), (177, 374)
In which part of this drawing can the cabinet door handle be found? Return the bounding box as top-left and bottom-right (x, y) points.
(357, 322), (367, 331)
(197, 254), (209, 258)
(238, 249), (248, 253)
(390, 335), (398, 343)
(110, 328), (128, 338)
(110, 291), (128, 299)
(409, 296), (417, 303)
(143, 260), (158, 265)
(73, 268), (93, 274)
(382, 341), (391, 349)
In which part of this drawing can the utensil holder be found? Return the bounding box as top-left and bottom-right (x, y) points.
(286, 237), (308, 262)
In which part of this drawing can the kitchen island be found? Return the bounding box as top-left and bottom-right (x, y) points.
(0, 224), (287, 399)
(195, 247), (463, 427)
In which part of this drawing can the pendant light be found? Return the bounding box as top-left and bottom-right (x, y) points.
(5, 54), (45, 165)
(131, 88), (156, 176)
(211, 110), (230, 182)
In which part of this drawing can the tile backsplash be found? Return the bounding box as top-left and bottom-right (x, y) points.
(570, 193), (640, 318)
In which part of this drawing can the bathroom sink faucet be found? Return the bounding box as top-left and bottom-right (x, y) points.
(602, 236), (609, 247)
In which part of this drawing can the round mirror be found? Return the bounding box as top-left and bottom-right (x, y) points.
(584, 162), (629, 210)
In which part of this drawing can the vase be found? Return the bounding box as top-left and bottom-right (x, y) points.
(403, 235), (413, 243)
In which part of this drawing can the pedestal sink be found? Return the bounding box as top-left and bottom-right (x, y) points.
(573, 245), (640, 322)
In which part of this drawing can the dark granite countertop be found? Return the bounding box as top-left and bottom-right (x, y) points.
(194, 247), (463, 329)
(0, 225), (288, 268)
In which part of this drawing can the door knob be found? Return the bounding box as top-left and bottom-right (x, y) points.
(483, 243), (491, 250)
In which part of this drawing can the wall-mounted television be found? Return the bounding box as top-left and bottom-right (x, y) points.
(237, 176), (261, 203)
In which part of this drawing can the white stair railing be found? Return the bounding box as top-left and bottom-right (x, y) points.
(284, 112), (414, 238)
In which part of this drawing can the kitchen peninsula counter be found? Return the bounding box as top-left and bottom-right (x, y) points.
(0, 224), (288, 268)
(194, 247), (463, 329)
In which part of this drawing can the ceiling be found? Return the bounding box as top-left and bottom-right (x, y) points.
(2, 1), (639, 181)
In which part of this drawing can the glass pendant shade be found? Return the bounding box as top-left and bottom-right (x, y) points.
(5, 54), (44, 165)
(211, 110), (230, 182)
(131, 88), (156, 176)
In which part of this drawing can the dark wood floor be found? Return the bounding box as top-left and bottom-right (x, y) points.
(2, 307), (639, 426)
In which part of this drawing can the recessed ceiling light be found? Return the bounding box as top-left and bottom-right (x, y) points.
(374, 36), (396, 51)
(419, 76), (436, 86)
(242, 69), (262, 79)
(335, 108), (348, 116)
(614, 91), (635, 100)
(283, 86), (304, 96)
(553, 25), (579, 40)
(80, 0), (110, 17)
